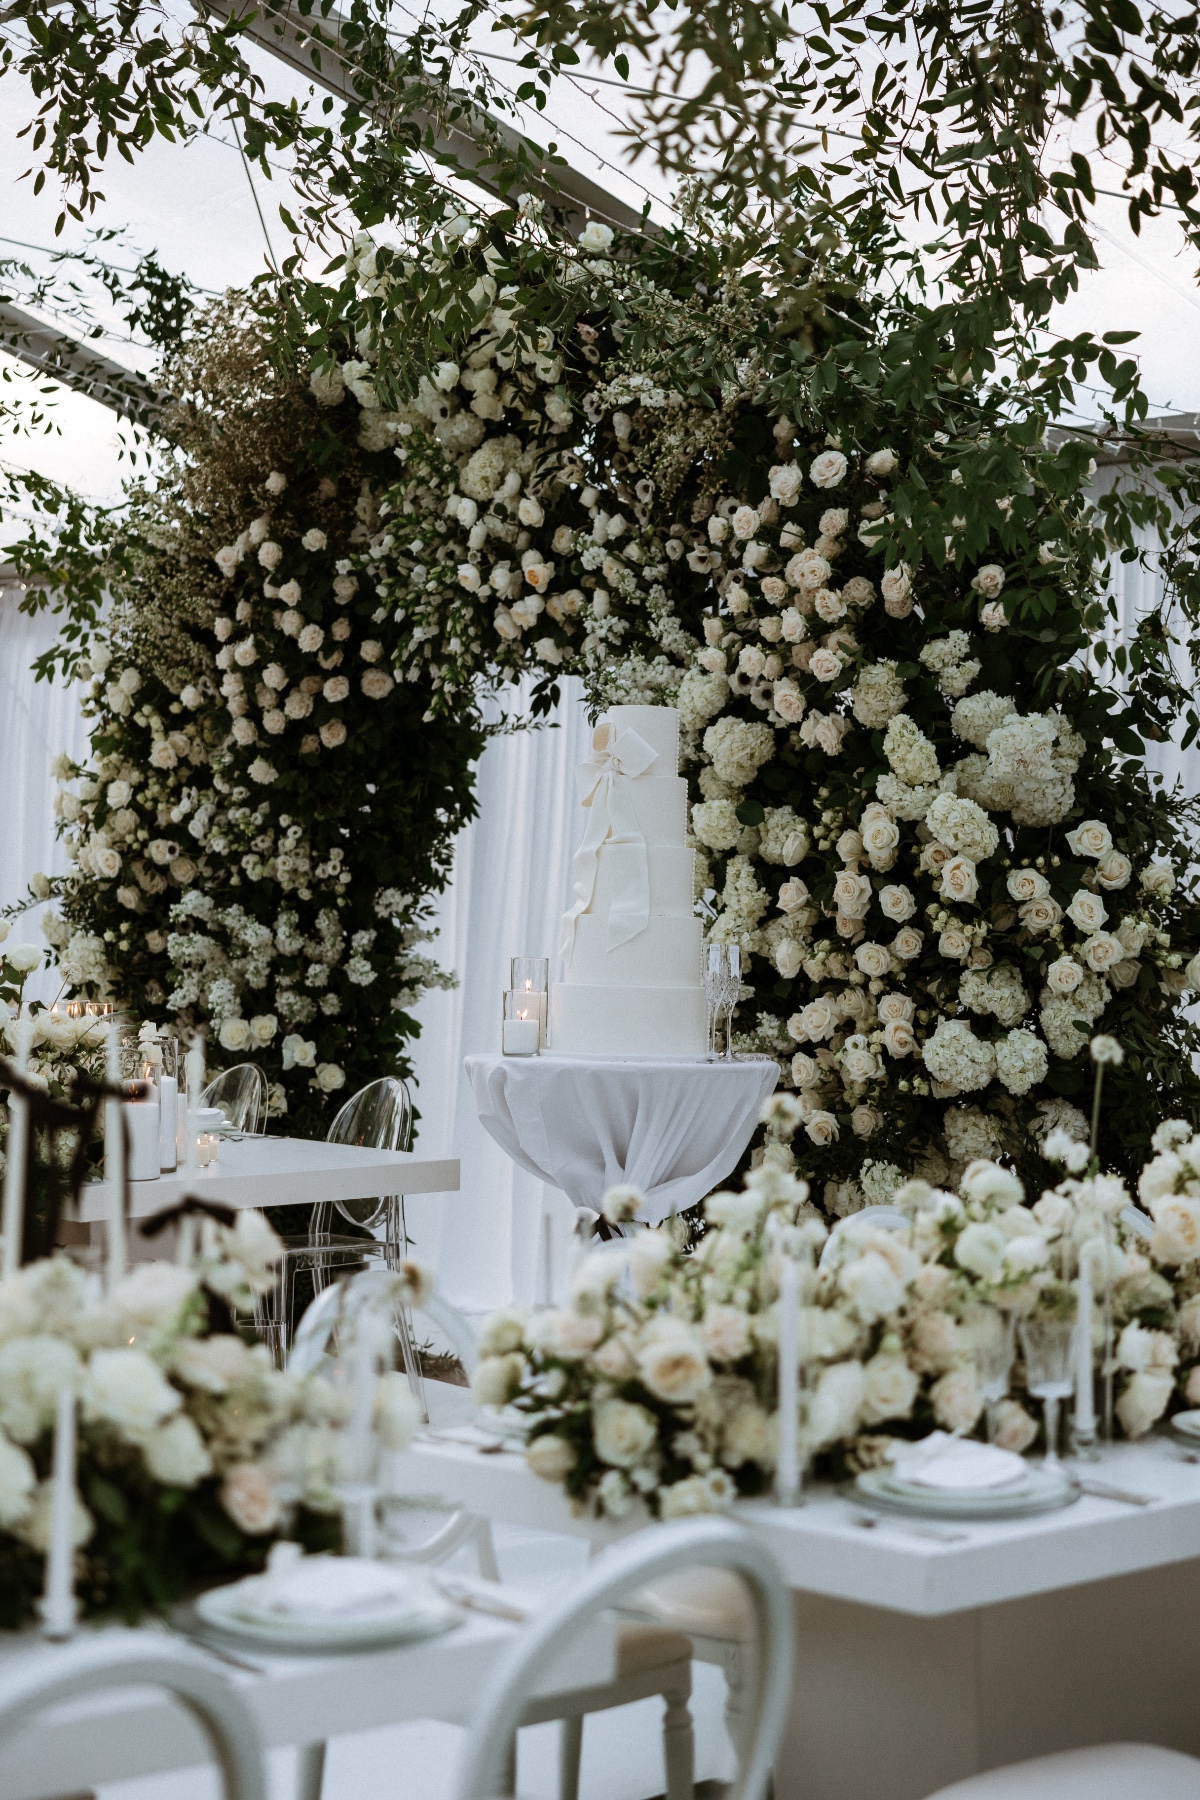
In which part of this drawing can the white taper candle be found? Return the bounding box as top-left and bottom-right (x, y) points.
(775, 1236), (801, 1507)
(104, 1020), (126, 1288)
(1075, 1246), (1096, 1438)
(1, 1006), (33, 1280)
(41, 1385), (78, 1640)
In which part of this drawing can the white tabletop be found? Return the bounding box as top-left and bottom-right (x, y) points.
(79, 1134), (459, 1221)
(389, 1432), (1200, 1619)
(0, 1606), (616, 1798)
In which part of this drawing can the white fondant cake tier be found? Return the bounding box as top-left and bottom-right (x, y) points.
(551, 982), (709, 1058)
(591, 844), (696, 921)
(554, 702), (706, 1058)
(607, 705), (679, 776)
(568, 913), (703, 987)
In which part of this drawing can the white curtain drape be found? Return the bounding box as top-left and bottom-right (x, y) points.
(0, 582), (89, 1004)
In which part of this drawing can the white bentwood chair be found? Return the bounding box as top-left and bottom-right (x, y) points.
(0, 1631), (266, 1800)
(456, 1517), (793, 1800)
(923, 1744), (1200, 1797)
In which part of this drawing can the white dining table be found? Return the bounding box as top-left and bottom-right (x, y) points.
(0, 1604), (615, 1799)
(392, 1393), (1200, 1800)
(78, 1133), (459, 1221)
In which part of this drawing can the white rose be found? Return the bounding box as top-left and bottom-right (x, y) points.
(940, 857), (979, 904)
(954, 1222), (1007, 1281)
(1066, 890), (1108, 933)
(472, 1353), (524, 1408)
(866, 448), (897, 477)
(1081, 932), (1125, 974)
(250, 1014), (278, 1044)
(970, 564), (1005, 599)
(1141, 860), (1175, 898)
(110, 1262), (197, 1332)
(0, 1337), (81, 1443)
(833, 871), (872, 919)
(990, 1399), (1039, 1454)
(882, 1019), (915, 1058)
(840, 1251), (905, 1323)
(282, 1033), (317, 1070)
(860, 1353), (919, 1425)
(1020, 896), (1063, 933)
(594, 1397), (658, 1468)
(1149, 1196), (1200, 1265)
(805, 1110), (839, 1146)
(810, 450), (848, 489)
(638, 1321), (711, 1403)
(218, 1017), (252, 1053)
(778, 877), (810, 914)
(1066, 819), (1113, 859)
(809, 647), (843, 681)
(769, 463), (803, 506)
(854, 941), (891, 979)
(578, 220), (614, 253)
(143, 1413), (212, 1487)
(1094, 851), (1132, 890)
(807, 1360), (865, 1449)
(315, 1062), (346, 1093)
(526, 1434), (577, 1482)
(83, 1348), (181, 1439)
(0, 1434), (36, 1528)
(931, 1368), (983, 1435)
(702, 1305), (753, 1362)
(893, 926), (924, 959)
(879, 884), (916, 923)
(1116, 1372), (1174, 1439)
(221, 1463), (281, 1534)
(1007, 868), (1049, 903)
(1044, 956), (1083, 994)
(861, 814), (900, 862)
(173, 1335), (252, 1394)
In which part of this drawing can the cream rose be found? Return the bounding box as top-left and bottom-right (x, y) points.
(1007, 868), (1049, 903)
(893, 926), (924, 959)
(809, 647), (843, 682)
(1094, 851), (1132, 889)
(833, 871), (872, 919)
(854, 941), (891, 979)
(1066, 890), (1108, 933)
(939, 928), (971, 961)
(860, 1353), (919, 1425)
(1115, 1372), (1173, 1439)
(638, 1322), (711, 1403)
(1149, 1196), (1200, 1265)
(940, 857), (979, 904)
(805, 1110), (840, 1146)
(882, 1019), (915, 1058)
(702, 1305), (753, 1362)
(1020, 896), (1063, 933)
(143, 1414), (212, 1488)
(810, 449), (848, 488)
(1044, 956), (1083, 994)
(221, 1463), (281, 1534)
(1081, 932), (1125, 974)
(526, 1434), (577, 1482)
(594, 1398), (658, 1468)
(931, 1368), (983, 1434)
(879, 884), (916, 922)
(1066, 820), (1113, 859)
(83, 1348), (181, 1439)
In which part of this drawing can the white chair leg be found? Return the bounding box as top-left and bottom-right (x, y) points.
(474, 1515), (501, 1582)
(722, 1642), (749, 1765)
(662, 1680), (695, 1800)
(297, 1740), (326, 1800)
(558, 1714), (584, 1800)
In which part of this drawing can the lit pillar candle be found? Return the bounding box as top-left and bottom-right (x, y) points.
(41, 1385), (78, 1640)
(1, 1006), (33, 1280)
(774, 1225), (801, 1508)
(104, 1020), (126, 1288)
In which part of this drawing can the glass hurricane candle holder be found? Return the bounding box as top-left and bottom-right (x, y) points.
(509, 958), (548, 1046)
(502, 990), (540, 1056)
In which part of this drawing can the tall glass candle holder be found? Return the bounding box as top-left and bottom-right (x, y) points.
(502, 990), (540, 1056)
(509, 957), (548, 1046)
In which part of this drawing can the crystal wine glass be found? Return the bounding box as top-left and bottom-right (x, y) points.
(963, 1303), (1015, 1442)
(1019, 1314), (1076, 1468)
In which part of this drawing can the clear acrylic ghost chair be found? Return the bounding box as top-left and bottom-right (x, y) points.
(264, 1077), (414, 1371)
(923, 1743), (1200, 1799)
(201, 1063), (268, 1136)
(456, 1517), (794, 1800)
(0, 1630), (266, 1800)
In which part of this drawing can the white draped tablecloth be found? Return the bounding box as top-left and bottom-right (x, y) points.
(464, 1053), (778, 1226)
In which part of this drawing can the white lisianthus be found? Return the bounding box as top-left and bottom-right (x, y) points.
(769, 463), (803, 505)
(173, 1335), (252, 1394)
(578, 220), (614, 254)
(840, 1251), (905, 1323)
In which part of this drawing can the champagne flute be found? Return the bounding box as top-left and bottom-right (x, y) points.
(722, 944), (741, 1060)
(703, 945), (725, 1057)
(963, 1303), (1015, 1441)
(1019, 1314), (1076, 1469)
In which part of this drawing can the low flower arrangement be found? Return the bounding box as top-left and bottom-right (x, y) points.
(0, 1213), (409, 1630)
(472, 1095), (1200, 1521)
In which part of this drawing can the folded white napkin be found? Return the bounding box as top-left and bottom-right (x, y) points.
(890, 1432), (1028, 1492)
(237, 1553), (423, 1622)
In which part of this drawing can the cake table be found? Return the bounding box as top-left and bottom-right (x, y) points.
(465, 1052), (778, 1226)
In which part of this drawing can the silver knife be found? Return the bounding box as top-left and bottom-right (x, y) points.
(1076, 1479), (1157, 1507)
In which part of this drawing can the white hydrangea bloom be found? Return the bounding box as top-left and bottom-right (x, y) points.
(921, 1019), (996, 1092)
(882, 715), (941, 786)
(703, 717), (776, 786)
(995, 1029), (1049, 1096)
(925, 793), (999, 862)
(958, 964), (1030, 1028)
(850, 660), (907, 728)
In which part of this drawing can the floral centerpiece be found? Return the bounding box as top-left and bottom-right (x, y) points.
(472, 1092), (1200, 1520)
(0, 1213), (382, 1629)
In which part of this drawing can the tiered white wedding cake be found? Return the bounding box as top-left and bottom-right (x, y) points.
(551, 704), (708, 1057)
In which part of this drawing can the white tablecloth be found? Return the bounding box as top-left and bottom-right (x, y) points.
(464, 1053), (779, 1225)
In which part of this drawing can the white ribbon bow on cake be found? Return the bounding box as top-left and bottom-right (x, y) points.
(560, 719), (656, 959)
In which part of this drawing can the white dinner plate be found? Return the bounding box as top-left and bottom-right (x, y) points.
(1170, 1410), (1200, 1442)
(193, 1571), (462, 1652)
(855, 1462), (1078, 1520)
